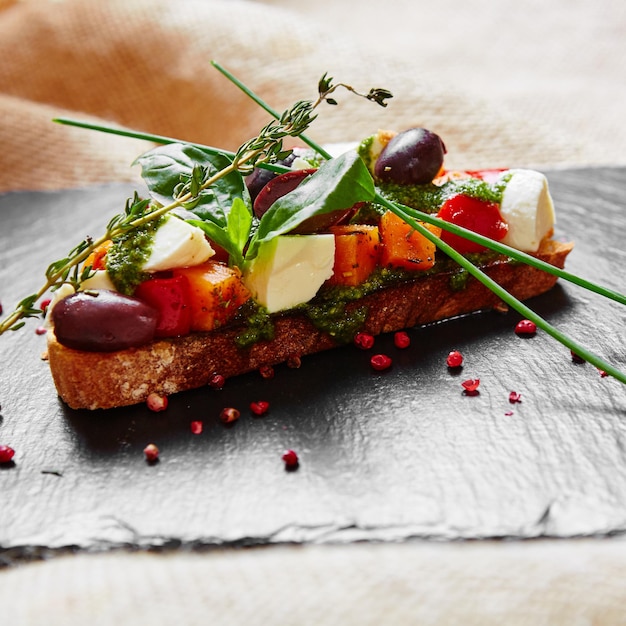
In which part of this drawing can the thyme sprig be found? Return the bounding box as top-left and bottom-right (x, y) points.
(317, 72), (393, 108)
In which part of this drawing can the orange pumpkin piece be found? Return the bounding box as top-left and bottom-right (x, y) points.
(328, 224), (380, 286)
(83, 240), (113, 271)
(379, 211), (441, 271)
(173, 261), (251, 332)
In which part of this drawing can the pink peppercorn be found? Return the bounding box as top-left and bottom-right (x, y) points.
(282, 449), (299, 468)
(509, 391), (522, 404)
(220, 407), (240, 424)
(394, 331), (411, 349)
(40, 298), (52, 314)
(370, 354), (392, 371)
(462, 378), (480, 395)
(208, 373), (225, 389)
(190, 420), (203, 435)
(354, 332), (375, 350)
(287, 355), (302, 369)
(446, 350), (464, 368)
(143, 443), (159, 462)
(146, 392), (168, 412)
(0, 445), (15, 464)
(259, 365), (275, 379)
(250, 401), (270, 416)
(515, 320), (537, 336)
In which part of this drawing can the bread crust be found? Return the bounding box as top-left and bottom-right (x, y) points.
(47, 239), (573, 410)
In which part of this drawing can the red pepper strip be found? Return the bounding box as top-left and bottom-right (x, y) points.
(134, 274), (192, 338)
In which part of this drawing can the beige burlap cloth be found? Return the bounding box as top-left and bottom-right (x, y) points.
(2, 0), (624, 194)
(2, 0), (626, 623)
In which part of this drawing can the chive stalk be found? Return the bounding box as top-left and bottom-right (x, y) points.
(211, 60), (626, 384)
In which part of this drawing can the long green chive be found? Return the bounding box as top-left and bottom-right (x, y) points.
(52, 117), (287, 175)
(211, 60), (626, 384)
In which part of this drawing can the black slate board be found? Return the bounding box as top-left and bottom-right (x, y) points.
(1, 168), (625, 559)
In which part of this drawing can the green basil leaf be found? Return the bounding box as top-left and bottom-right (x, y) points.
(187, 218), (244, 268)
(227, 197), (253, 254)
(134, 143), (250, 227)
(246, 151), (375, 260)
(186, 198), (252, 268)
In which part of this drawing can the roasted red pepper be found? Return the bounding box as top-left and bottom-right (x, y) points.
(437, 194), (508, 254)
(134, 274), (192, 337)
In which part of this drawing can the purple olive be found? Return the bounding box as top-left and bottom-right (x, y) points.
(374, 128), (446, 185)
(245, 153), (297, 202)
(253, 168), (355, 233)
(253, 169), (317, 219)
(52, 290), (159, 352)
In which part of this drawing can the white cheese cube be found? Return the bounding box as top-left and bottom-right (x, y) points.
(243, 235), (336, 313)
(142, 215), (214, 273)
(499, 169), (556, 253)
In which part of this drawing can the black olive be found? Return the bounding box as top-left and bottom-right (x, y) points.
(52, 290), (159, 352)
(374, 128), (446, 185)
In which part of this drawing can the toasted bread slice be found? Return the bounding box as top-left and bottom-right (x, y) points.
(47, 239), (573, 410)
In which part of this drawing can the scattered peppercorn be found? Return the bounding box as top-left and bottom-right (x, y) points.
(600, 370), (609, 378)
(571, 351), (585, 364)
(446, 350), (464, 368)
(220, 407), (240, 424)
(394, 331), (411, 349)
(287, 355), (302, 369)
(282, 449), (299, 469)
(0, 445), (15, 464)
(143, 443), (159, 462)
(370, 354), (392, 371)
(515, 319), (537, 336)
(509, 391), (522, 404)
(259, 365), (275, 379)
(35, 326), (47, 335)
(146, 392), (168, 412)
(462, 378), (480, 395)
(208, 373), (226, 389)
(354, 332), (375, 350)
(190, 420), (203, 434)
(250, 400), (270, 416)
(40, 298), (52, 314)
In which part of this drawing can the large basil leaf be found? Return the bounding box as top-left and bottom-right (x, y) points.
(134, 143), (250, 227)
(245, 151), (375, 260)
(187, 197), (253, 269)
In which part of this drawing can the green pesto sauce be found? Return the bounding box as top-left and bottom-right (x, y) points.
(304, 302), (368, 345)
(377, 174), (511, 214)
(234, 250), (506, 348)
(357, 135), (375, 172)
(234, 301), (275, 349)
(106, 217), (165, 295)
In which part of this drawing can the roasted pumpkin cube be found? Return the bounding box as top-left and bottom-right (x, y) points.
(173, 261), (251, 331)
(379, 211), (441, 271)
(328, 224), (380, 286)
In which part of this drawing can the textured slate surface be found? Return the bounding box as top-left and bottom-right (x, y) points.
(0, 169), (625, 559)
